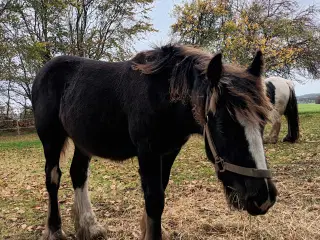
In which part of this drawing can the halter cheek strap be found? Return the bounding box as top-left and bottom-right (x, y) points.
(203, 94), (272, 179)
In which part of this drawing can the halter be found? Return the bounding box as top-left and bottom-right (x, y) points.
(203, 92), (272, 179)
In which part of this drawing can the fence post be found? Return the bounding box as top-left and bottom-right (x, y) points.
(16, 120), (20, 135)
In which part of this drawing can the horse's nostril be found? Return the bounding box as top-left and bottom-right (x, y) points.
(253, 201), (260, 208)
(258, 199), (273, 212)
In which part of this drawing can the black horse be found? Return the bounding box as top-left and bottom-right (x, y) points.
(32, 44), (277, 240)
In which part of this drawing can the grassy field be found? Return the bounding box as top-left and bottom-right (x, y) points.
(298, 103), (320, 114)
(0, 105), (319, 240)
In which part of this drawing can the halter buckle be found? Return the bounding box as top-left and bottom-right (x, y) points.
(215, 158), (225, 172)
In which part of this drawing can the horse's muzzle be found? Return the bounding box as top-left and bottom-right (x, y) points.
(245, 179), (277, 216)
(245, 197), (276, 216)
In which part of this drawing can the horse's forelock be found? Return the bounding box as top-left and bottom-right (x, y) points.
(221, 73), (272, 126)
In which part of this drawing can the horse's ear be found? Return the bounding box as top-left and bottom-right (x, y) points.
(207, 53), (222, 88)
(247, 50), (263, 77)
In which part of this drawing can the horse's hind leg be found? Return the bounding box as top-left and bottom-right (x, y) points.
(39, 126), (67, 240)
(264, 110), (281, 144)
(269, 117), (281, 144)
(70, 146), (107, 240)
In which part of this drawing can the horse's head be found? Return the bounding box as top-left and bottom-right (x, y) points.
(204, 51), (277, 216)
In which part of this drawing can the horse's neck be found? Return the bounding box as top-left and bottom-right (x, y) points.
(190, 82), (208, 127)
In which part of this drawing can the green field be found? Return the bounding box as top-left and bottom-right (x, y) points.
(0, 112), (319, 239)
(298, 103), (320, 114)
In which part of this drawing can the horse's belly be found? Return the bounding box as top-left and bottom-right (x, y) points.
(63, 117), (137, 160)
(75, 132), (136, 160)
(86, 138), (136, 161)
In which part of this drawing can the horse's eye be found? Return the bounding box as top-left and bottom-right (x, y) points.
(145, 55), (155, 63)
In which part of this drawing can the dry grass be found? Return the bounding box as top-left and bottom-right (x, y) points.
(0, 114), (319, 240)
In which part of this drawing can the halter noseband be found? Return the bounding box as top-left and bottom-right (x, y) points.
(203, 93), (272, 179)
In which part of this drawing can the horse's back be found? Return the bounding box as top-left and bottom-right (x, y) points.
(32, 55), (126, 90)
(265, 77), (292, 114)
(265, 76), (293, 90)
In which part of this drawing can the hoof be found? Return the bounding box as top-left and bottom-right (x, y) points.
(140, 227), (170, 240)
(139, 209), (169, 240)
(161, 227), (170, 240)
(263, 137), (277, 144)
(41, 229), (67, 240)
(76, 223), (107, 240)
(263, 137), (270, 144)
(283, 136), (296, 143)
(73, 208), (107, 240)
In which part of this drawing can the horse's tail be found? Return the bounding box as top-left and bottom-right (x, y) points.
(283, 81), (299, 143)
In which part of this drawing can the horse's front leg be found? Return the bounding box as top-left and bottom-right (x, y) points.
(70, 146), (107, 240)
(139, 148), (181, 240)
(138, 150), (165, 240)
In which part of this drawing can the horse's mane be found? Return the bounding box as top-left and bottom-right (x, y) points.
(131, 44), (271, 126)
(132, 44), (211, 102)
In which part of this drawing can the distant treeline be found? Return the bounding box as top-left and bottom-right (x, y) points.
(297, 93), (320, 104)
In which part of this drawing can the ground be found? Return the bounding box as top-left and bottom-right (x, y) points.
(0, 104), (319, 240)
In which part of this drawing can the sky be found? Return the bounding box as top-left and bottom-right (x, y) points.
(134, 0), (320, 96)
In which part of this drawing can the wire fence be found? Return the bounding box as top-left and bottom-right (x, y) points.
(0, 118), (35, 135)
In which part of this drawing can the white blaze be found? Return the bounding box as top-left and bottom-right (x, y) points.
(236, 113), (267, 170)
(236, 113), (272, 209)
